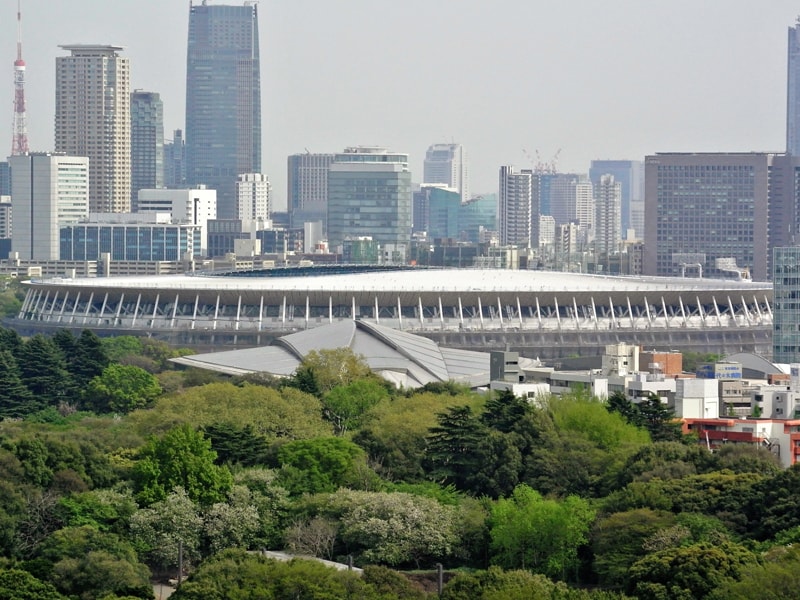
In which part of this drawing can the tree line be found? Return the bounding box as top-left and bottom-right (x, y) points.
(0, 334), (798, 599)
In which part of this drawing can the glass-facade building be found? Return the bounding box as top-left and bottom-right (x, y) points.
(774, 246), (800, 362)
(131, 91), (164, 204)
(788, 20), (800, 155)
(589, 159), (644, 237)
(186, 2), (261, 219)
(60, 223), (202, 261)
(327, 148), (412, 254)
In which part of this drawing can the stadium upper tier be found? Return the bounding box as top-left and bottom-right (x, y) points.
(9, 268), (774, 358)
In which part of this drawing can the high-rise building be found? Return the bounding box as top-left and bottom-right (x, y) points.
(774, 246), (800, 362)
(136, 186), (217, 255)
(538, 172), (581, 226)
(498, 166), (532, 247)
(186, 2), (261, 219)
(288, 153), (334, 229)
(10, 153), (89, 260)
(131, 90), (164, 204)
(589, 160), (644, 237)
(594, 174), (622, 258)
(164, 129), (186, 189)
(0, 162), (10, 196)
(327, 147), (412, 255)
(423, 143), (469, 202)
(0, 196), (11, 239)
(644, 153), (770, 280)
(236, 173), (271, 221)
(55, 45), (130, 213)
(788, 18), (800, 155)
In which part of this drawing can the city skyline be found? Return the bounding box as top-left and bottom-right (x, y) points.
(1, 1), (799, 209)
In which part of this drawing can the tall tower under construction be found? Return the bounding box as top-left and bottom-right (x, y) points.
(11, 0), (29, 156)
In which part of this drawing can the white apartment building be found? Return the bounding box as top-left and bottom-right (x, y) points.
(10, 153), (89, 260)
(0, 196), (11, 239)
(55, 45), (130, 213)
(236, 173), (271, 221)
(498, 166), (532, 247)
(594, 174), (622, 256)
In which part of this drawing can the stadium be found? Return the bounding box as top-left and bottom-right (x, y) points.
(7, 266), (774, 360)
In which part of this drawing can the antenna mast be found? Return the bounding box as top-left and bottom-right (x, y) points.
(11, 0), (29, 155)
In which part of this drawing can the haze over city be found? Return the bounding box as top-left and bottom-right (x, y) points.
(2, 0), (800, 207)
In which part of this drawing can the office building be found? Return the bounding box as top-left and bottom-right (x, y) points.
(788, 19), (800, 155)
(538, 172), (581, 225)
(60, 213), (202, 262)
(594, 174), (622, 257)
(327, 147), (412, 255)
(459, 195), (497, 244)
(498, 166), (532, 247)
(644, 153), (769, 280)
(0, 162), (10, 196)
(236, 173), (271, 221)
(136, 187), (216, 254)
(131, 91), (164, 201)
(589, 160), (645, 237)
(288, 153), (334, 230)
(774, 246), (800, 362)
(10, 153), (89, 260)
(426, 186), (461, 240)
(55, 45), (130, 213)
(0, 196), (11, 239)
(164, 129), (186, 188)
(423, 143), (469, 202)
(186, 2), (261, 219)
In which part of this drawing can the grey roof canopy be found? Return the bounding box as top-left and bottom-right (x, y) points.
(170, 319), (492, 389)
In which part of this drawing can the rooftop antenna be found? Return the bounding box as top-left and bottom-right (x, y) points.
(11, 0), (29, 155)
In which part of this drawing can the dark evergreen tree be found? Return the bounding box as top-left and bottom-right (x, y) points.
(0, 350), (37, 419)
(426, 405), (488, 492)
(16, 335), (73, 408)
(0, 326), (23, 357)
(638, 393), (684, 442)
(482, 388), (532, 433)
(202, 422), (271, 466)
(51, 329), (77, 359)
(71, 330), (110, 387)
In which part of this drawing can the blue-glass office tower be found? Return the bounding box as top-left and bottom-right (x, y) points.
(788, 19), (800, 155)
(131, 91), (164, 206)
(186, 2), (261, 219)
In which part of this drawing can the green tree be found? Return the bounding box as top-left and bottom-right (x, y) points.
(132, 425), (233, 506)
(32, 525), (152, 600)
(489, 484), (595, 581)
(16, 335), (73, 407)
(0, 569), (65, 600)
(203, 486), (261, 555)
(71, 330), (111, 387)
(627, 541), (756, 600)
(0, 349), (36, 419)
(171, 549), (386, 600)
(129, 487), (203, 571)
(100, 336), (144, 362)
(202, 422), (270, 466)
(0, 325), (23, 354)
(276, 437), (370, 496)
(426, 405), (488, 492)
(85, 364), (162, 413)
(709, 545), (800, 600)
(322, 378), (389, 436)
(637, 394), (683, 442)
(288, 348), (374, 397)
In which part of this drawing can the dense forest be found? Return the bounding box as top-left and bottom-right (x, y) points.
(0, 320), (798, 599)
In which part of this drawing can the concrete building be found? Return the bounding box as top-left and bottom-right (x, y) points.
(327, 147), (412, 257)
(589, 159), (645, 238)
(236, 173), (271, 221)
(130, 91), (164, 200)
(55, 45), (130, 213)
(10, 153), (89, 260)
(136, 187), (216, 254)
(594, 174), (622, 259)
(0, 196), (11, 239)
(498, 166), (532, 247)
(287, 153), (334, 231)
(423, 143), (469, 203)
(59, 213), (203, 261)
(675, 379), (719, 419)
(186, 2), (261, 219)
(644, 153), (770, 281)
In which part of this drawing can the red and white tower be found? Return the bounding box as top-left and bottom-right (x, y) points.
(11, 0), (29, 155)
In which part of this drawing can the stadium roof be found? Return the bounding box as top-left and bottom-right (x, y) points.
(170, 319), (493, 389)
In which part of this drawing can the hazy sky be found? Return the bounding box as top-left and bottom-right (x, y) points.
(2, 0), (800, 209)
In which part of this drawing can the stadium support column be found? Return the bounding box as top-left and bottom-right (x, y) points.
(58, 291), (70, 323)
(329, 296), (332, 323)
(712, 296), (723, 326)
(661, 297), (670, 329)
(572, 297), (580, 329)
(752, 295), (763, 322)
(678, 296), (688, 327)
(457, 296), (464, 327)
(212, 294), (220, 330)
(478, 297), (484, 329)
(644, 296), (653, 327)
(741, 296), (752, 325)
(627, 296), (635, 329)
(150, 293), (159, 329)
(47, 291), (59, 321)
(418, 297), (424, 327)
(192, 294), (199, 329)
(235, 294), (241, 330)
(131, 293), (141, 327)
(535, 297), (542, 328)
(83, 292), (95, 325)
(397, 297), (403, 330)
(609, 297), (617, 329)
(554, 297), (561, 331)
(171, 294), (180, 328)
(258, 295), (263, 330)
(374, 296), (379, 323)
(96, 293), (108, 326)
(71, 292), (82, 324)
(114, 293), (125, 325)
(590, 297), (598, 330)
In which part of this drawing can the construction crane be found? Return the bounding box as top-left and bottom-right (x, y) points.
(522, 148), (561, 174)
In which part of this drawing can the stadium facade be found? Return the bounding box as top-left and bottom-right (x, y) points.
(8, 268), (773, 360)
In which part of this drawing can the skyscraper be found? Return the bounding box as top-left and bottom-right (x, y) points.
(55, 45), (130, 213)
(423, 143), (469, 202)
(287, 153), (334, 230)
(131, 90), (164, 205)
(327, 147), (412, 255)
(788, 18), (800, 155)
(10, 152), (89, 260)
(186, 2), (261, 219)
(236, 173), (271, 220)
(164, 129), (186, 189)
(589, 159), (644, 237)
(644, 153), (769, 280)
(594, 174), (622, 258)
(498, 166), (532, 247)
